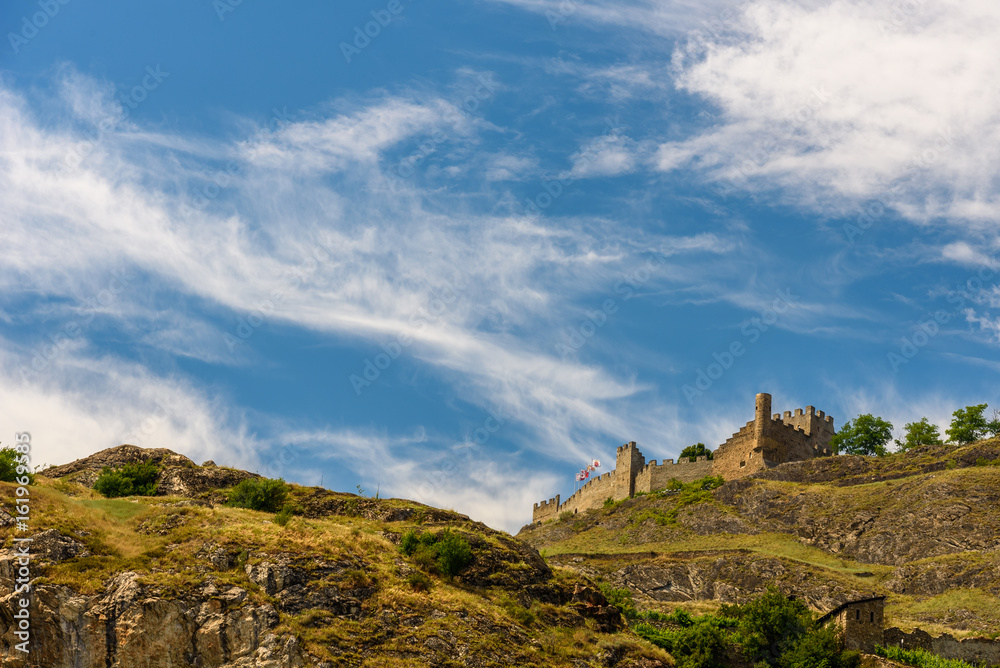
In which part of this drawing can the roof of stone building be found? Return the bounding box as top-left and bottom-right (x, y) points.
(817, 595), (887, 625)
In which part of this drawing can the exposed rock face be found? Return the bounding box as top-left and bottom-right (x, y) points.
(548, 552), (873, 613)
(42, 444), (260, 497)
(0, 573), (299, 668)
(43, 444), (193, 478)
(713, 472), (1000, 565)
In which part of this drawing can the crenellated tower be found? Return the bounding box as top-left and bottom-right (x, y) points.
(530, 392), (835, 524)
(615, 441), (645, 498)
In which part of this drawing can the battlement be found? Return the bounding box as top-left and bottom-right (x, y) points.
(533, 495), (560, 510)
(639, 455), (710, 474)
(531, 392), (836, 523)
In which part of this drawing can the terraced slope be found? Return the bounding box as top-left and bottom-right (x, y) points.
(517, 440), (1000, 637)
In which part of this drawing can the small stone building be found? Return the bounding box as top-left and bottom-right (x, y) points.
(817, 595), (886, 653)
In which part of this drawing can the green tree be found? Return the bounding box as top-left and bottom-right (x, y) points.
(780, 625), (859, 668)
(731, 587), (812, 665)
(226, 477), (289, 512)
(895, 417), (943, 451)
(671, 623), (728, 668)
(989, 410), (1000, 438)
(679, 443), (714, 462)
(830, 414), (893, 456)
(0, 445), (34, 484)
(93, 461), (159, 497)
(946, 404), (989, 444)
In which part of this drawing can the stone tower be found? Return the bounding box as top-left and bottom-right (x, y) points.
(615, 441), (645, 498)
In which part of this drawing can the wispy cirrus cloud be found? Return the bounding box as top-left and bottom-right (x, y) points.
(655, 0), (1000, 228)
(1, 68), (741, 531)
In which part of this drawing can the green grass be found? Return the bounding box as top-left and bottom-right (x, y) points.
(542, 528), (891, 575)
(77, 497), (151, 522)
(876, 645), (977, 668)
(888, 589), (1000, 637)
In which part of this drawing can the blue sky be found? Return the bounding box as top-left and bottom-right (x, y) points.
(2, 0), (998, 532)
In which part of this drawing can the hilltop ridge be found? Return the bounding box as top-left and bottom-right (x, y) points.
(3, 445), (671, 667)
(519, 438), (1000, 641)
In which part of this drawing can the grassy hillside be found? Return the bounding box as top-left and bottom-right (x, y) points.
(2, 453), (676, 667)
(518, 440), (1000, 639)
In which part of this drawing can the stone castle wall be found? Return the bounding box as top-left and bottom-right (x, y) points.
(711, 421), (764, 480)
(634, 456), (715, 492)
(532, 393), (835, 524)
(885, 627), (1000, 667)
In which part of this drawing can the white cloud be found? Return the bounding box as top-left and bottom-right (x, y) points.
(941, 242), (999, 269)
(656, 0), (1000, 227)
(0, 70), (741, 529)
(0, 341), (259, 471)
(569, 133), (640, 178)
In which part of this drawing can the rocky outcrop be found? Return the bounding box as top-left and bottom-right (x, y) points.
(44, 444), (193, 477)
(885, 555), (1000, 596)
(548, 551), (874, 613)
(0, 573), (300, 668)
(42, 444), (261, 495)
(712, 473), (1000, 565)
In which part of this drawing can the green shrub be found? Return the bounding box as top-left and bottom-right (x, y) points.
(780, 626), (859, 668)
(599, 583), (638, 619)
(496, 592), (536, 626)
(560, 510), (575, 521)
(399, 529), (419, 556)
(434, 529), (473, 576)
(406, 571), (432, 592)
(93, 461), (159, 498)
(875, 645), (977, 668)
(226, 477), (289, 512)
(728, 587), (811, 665)
(634, 619), (728, 668)
(0, 446), (33, 484)
(274, 504), (294, 527)
(399, 529), (473, 577)
(671, 623), (728, 668)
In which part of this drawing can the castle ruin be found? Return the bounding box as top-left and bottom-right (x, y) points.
(532, 393), (834, 524)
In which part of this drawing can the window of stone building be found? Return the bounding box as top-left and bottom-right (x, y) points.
(856, 609), (860, 621)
